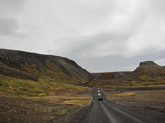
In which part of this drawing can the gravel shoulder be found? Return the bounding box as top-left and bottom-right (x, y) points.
(103, 85), (165, 112)
(53, 103), (93, 123)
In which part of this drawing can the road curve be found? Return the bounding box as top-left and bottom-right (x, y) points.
(82, 88), (165, 123)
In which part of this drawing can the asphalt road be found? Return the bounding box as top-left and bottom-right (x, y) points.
(82, 88), (165, 123)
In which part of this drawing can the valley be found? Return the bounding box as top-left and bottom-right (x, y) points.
(0, 49), (165, 123)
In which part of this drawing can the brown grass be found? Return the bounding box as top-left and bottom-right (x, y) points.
(113, 92), (136, 97)
(37, 93), (93, 106)
(106, 90), (165, 110)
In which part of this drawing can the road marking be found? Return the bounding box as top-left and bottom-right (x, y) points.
(103, 101), (146, 123)
(99, 102), (117, 123)
(112, 107), (146, 123)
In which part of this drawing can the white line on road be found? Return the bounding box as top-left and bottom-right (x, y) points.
(104, 101), (146, 123)
(112, 107), (146, 123)
(103, 101), (146, 123)
(99, 102), (117, 123)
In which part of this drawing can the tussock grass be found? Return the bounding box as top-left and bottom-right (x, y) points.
(113, 92), (136, 97)
(106, 90), (165, 110)
(62, 100), (90, 106)
(38, 94), (92, 107)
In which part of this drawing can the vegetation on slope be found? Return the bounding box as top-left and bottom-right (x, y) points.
(0, 49), (94, 122)
(0, 73), (90, 97)
(0, 49), (94, 82)
(0, 68), (92, 122)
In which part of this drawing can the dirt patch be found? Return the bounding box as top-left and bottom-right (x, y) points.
(53, 105), (92, 123)
(0, 95), (78, 123)
(0, 90), (93, 123)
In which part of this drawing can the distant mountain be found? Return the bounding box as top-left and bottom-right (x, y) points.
(123, 61), (165, 80)
(133, 61), (165, 76)
(92, 72), (131, 80)
(93, 61), (165, 81)
(0, 49), (94, 83)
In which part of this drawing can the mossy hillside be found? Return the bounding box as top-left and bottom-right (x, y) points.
(22, 61), (86, 84)
(0, 74), (90, 97)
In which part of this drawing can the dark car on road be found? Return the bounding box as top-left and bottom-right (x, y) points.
(98, 97), (103, 101)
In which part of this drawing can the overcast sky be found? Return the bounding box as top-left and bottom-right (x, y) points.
(0, 0), (165, 72)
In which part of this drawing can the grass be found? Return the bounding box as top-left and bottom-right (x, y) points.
(105, 89), (165, 110)
(113, 92), (136, 97)
(62, 100), (90, 106)
(0, 61), (89, 97)
(40, 94), (92, 106)
(0, 74), (91, 97)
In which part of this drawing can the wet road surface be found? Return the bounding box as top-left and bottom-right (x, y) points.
(82, 88), (165, 123)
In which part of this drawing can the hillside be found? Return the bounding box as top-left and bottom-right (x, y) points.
(89, 61), (165, 88)
(93, 61), (165, 81)
(123, 61), (165, 81)
(92, 71), (131, 80)
(0, 49), (94, 83)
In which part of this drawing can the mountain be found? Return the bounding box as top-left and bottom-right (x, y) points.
(93, 61), (165, 81)
(123, 61), (165, 81)
(133, 61), (165, 76)
(0, 49), (94, 83)
(92, 72), (131, 80)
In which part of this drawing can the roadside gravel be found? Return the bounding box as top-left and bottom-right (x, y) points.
(53, 103), (93, 123)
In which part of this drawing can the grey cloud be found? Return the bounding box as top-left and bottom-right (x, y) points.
(1, 0), (165, 72)
(0, 17), (20, 36)
(149, 0), (165, 17)
(49, 31), (131, 59)
(0, 0), (25, 16)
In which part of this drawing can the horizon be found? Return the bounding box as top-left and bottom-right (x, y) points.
(0, 48), (164, 73)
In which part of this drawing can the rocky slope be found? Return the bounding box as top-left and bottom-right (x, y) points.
(93, 61), (165, 81)
(0, 49), (94, 82)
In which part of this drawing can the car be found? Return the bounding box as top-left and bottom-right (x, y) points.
(98, 93), (101, 96)
(98, 97), (103, 101)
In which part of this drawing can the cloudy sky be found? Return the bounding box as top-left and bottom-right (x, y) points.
(0, 0), (165, 72)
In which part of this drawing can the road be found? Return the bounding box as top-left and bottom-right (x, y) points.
(82, 88), (165, 123)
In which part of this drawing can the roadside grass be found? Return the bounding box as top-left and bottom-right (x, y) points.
(62, 100), (90, 106)
(112, 92), (136, 97)
(39, 94), (93, 106)
(105, 89), (165, 110)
